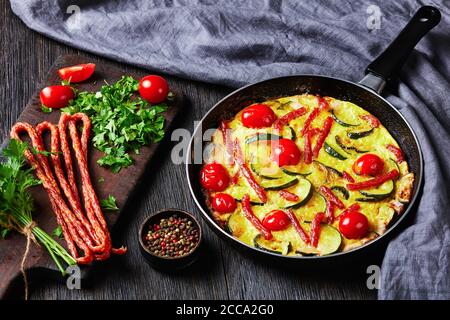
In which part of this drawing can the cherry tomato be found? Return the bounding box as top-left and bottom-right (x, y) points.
(352, 154), (385, 176)
(138, 75), (169, 104)
(241, 104), (277, 128)
(262, 210), (290, 231)
(339, 211), (369, 239)
(271, 138), (301, 167)
(57, 63), (96, 83)
(200, 163), (230, 192)
(39, 85), (74, 109)
(211, 193), (237, 213)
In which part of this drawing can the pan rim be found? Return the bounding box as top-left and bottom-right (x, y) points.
(185, 73), (424, 260)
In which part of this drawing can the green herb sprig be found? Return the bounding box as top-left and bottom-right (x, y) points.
(52, 225), (63, 239)
(0, 140), (76, 273)
(62, 76), (167, 172)
(100, 195), (119, 211)
(41, 106), (52, 113)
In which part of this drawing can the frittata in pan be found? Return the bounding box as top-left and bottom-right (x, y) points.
(200, 94), (414, 256)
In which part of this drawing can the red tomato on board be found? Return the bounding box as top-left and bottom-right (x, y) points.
(211, 193), (237, 213)
(138, 75), (169, 104)
(271, 139), (301, 167)
(352, 154), (385, 176)
(39, 85), (75, 109)
(339, 211), (369, 239)
(57, 63), (96, 83)
(241, 104), (277, 128)
(200, 163), (230, 192)
(262, 210), (290, 231)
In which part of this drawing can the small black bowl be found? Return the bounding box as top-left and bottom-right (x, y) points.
(138, 209), (202, 271)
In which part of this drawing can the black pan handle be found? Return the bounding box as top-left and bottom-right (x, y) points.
(361, 5), (440, 91)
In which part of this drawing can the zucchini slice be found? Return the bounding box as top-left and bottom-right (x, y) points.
(331, 186), (349, 200)
(227, 185), (264, 204)
(347, 128), (374, 139)
(261, 176), (298, 190)
(316, 225), (342, 255)
(225, 213), (239, 235)
(355, 197), (381, 202)
(359, 179), (394, 200)
(273, 178), (313, 209)
(389, 158), (400, 171)
(281, 165), (311, 177)
(276, 101), (294, 112)
(296, 225), (342, 256)
(300, 192), (327, 222)
(283, 126), (296, 141)
(226, 212), (257, 244)
(335, 135), (368, 153)
(251, 162), (285, 180)
(324, 142), (347, 160)
(245, 133), (282, 144)
(254, 234), (291, 255)
(314, 160), (343, 178)
(330, 109), (360, 127)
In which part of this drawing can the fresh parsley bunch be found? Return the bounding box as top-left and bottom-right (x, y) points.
(63, 76), (168, 172)
(0, 140), (76, 273)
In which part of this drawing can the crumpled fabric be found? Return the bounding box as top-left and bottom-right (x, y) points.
(9, 0), (450, 299)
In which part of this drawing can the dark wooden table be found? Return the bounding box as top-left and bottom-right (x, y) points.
(0, 1), (376, 300)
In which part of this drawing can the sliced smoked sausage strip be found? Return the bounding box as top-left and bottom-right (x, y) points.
(36, 121), (105, 253)
(64, 113), (126, 257)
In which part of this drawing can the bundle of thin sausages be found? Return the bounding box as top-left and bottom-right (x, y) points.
(11, 113), (126, 264)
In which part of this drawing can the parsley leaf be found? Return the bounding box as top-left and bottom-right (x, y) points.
(64, 76), (167, 172)
(52, 225), (64, 239)
(31, 147), (61, 157)
(100, 195), (119, 211)
(2, 138), (27, 159)
(1, 227), (9, 239)
(41, 106), (53, 113)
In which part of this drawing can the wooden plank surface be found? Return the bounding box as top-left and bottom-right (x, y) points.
(0, 1), (377, 300)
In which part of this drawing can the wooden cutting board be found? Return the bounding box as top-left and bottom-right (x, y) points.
(0, 55), (184, 298)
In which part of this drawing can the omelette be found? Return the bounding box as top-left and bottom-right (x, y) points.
(202, 94), (414, 256)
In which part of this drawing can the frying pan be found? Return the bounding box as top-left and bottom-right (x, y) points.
(186, 6), (441, 263)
